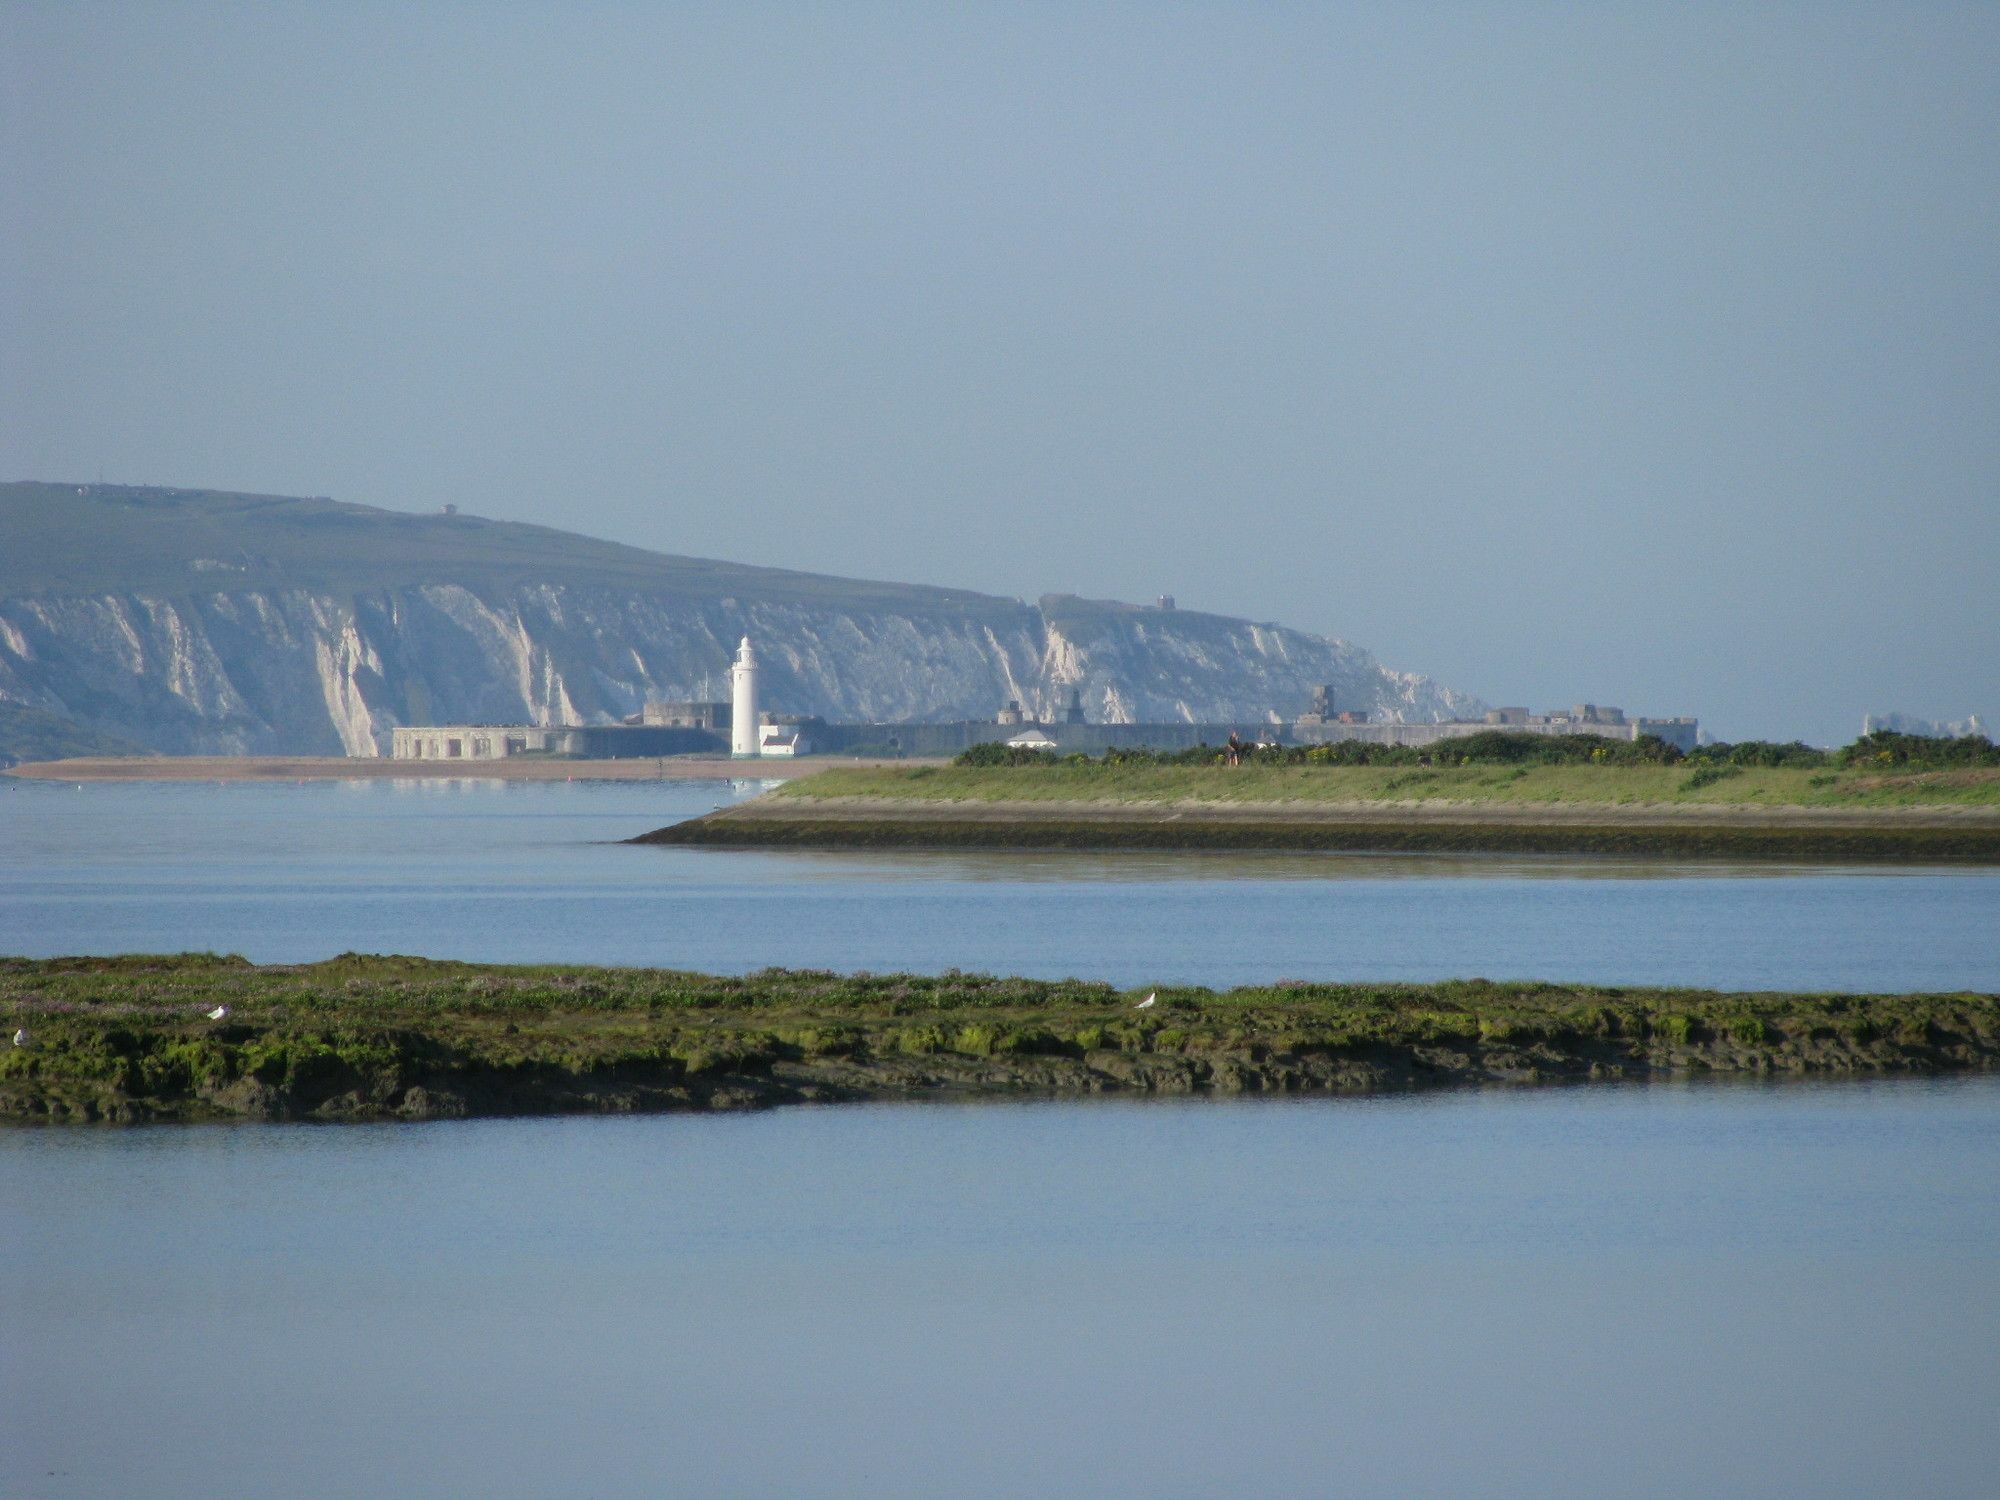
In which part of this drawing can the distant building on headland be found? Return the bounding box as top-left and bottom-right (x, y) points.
(386, 646), (1697, 762)
(758, 723), (811, 757)
(642, 700), (731, 730)
(1862, 711), (1986, 740)
(1295, 684), (1368, 728)
(389, 723), (723, 760)
(1289, 690), (1699, 755)
(389, 634), (804, 762)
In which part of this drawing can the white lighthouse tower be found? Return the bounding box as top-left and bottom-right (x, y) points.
(729, 636), (759, 758)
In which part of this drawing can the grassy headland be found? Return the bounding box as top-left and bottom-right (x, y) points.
(0, 480), (1023, 614)
(770, 760), (2000, 809)
(640, 732), (2000, 859)
(2, 954), (1994, 1124)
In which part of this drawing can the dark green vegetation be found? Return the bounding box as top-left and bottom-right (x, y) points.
(959, 729), (1681, 769)
(0, 481), (1022, 616)
(3, 954), (1993, 1124)
(955, 729), (2000, 773)
(0, 702), (151, 767)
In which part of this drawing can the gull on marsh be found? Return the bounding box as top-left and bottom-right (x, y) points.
(1134, 992), (1156, 1010)
(12, 1028), (27, 1047)
(206, 1005), (229, 1021)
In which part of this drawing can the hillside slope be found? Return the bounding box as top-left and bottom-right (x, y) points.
(0, 482), (1480, 755)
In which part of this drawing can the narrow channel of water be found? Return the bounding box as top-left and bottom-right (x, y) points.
(2, 777), (1996, 989)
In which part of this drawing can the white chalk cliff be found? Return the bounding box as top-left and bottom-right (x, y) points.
(0, 483), (1481, 756)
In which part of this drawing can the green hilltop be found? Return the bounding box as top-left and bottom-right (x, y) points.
(0, 481), (1026, 618)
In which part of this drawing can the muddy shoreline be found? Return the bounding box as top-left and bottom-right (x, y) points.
(637, 795), (2000, 861)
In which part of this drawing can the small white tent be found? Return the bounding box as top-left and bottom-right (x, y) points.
(1004, 729), (1058, 751)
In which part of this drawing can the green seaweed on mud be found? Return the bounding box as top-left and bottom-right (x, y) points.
(1, 954), (1994, 1125)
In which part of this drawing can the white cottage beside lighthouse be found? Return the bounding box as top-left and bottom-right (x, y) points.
(729, 636), (759, 758)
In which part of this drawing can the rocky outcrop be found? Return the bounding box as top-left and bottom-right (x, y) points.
(0, 483), (1479, 755)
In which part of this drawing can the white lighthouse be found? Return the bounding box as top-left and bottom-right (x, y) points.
(729, 636), (759, 758)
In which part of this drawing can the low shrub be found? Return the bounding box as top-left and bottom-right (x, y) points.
(1685, 740), (1831, 770)
(1680, 763), (1743, 792)
(1837, 732), (2000, 771)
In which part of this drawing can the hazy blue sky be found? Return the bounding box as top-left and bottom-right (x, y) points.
(4, 3), (1995, 743)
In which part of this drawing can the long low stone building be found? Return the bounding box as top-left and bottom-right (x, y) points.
(389, 724), (723, 760)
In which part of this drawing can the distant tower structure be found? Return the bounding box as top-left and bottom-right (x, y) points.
(1065, 687), (1086, 724)
(729, 636), (759, 758)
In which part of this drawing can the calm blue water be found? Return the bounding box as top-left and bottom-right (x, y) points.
(1, 776), (1995, 989)
(6, 777), (1998, 1498)
(5, 1082), (1998, 1499)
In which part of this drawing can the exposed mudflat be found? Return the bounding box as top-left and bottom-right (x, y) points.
(3, 955), (1994, 1125)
